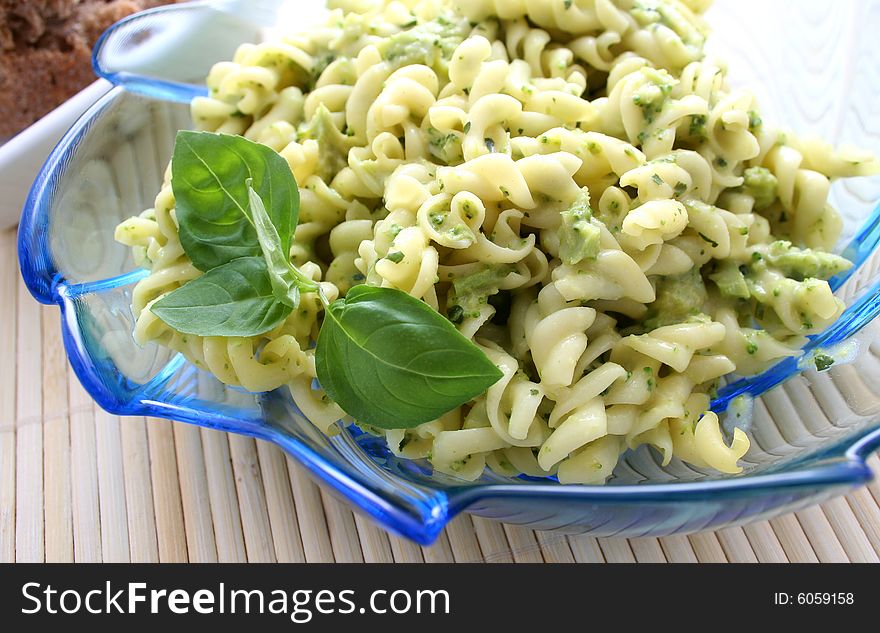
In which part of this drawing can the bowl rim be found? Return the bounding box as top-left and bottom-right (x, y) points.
(18, 83), (880, 544)
(91, 0), (216, 104)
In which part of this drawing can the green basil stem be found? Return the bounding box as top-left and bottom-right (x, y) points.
(247, 182), (319, 306)
(289, 265), (320, 295)
(317, 285), (332, 309)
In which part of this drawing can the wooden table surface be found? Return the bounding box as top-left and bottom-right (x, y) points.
(3, 224), (880, 562)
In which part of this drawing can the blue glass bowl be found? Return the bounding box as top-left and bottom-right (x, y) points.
(18, 1), (880, 545)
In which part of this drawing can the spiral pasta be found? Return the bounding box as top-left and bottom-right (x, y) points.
(118, 0), (878, 484)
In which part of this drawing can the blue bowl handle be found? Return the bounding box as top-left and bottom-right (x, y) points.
(92, 1), (263, 104)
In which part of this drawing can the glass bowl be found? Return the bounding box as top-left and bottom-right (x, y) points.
(17, 0), (880, 544)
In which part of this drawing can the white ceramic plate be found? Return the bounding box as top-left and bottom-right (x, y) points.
(0, 80), (114, 230)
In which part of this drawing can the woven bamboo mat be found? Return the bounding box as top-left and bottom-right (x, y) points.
(3, 225), (880, 563)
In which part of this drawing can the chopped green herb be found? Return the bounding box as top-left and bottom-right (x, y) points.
(689, 114), (707, 137)
(698, 233), (719, 248)
(447, 305), (464, 324)
(748, 110), (763, 131)
(814, 353), (834, 372)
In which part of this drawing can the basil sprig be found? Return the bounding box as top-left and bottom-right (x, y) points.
(151, 131), (501, 429)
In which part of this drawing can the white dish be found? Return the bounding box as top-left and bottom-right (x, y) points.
(0, 80), (113, 230)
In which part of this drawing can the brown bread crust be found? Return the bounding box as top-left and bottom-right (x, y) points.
(0, 1), (179, 136)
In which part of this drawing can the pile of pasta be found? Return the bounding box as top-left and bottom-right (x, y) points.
(117, 0), (878, 483)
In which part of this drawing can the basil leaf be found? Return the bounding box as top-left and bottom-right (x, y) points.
(247, 183), (299, 308)
(172, 131), (299, 272)
(151, 256), (291, 336)
(315, 285), (503, 429)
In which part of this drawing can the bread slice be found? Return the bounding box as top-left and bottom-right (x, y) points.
(0, 1), (181, 137)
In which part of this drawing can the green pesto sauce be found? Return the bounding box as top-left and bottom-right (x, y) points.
(378, 16), (470, 74)
(643, 269), (708, 330)
(631, 67), (676, 125)
(297, 104), (351, 180)
(559, 190), (600, 265)
(740, 166), (778, 211)
(448, 264), (514, 320)
(709, 261), (750, 299)
(688, 114), (707, 139)
(630, 0), (706, 52)
(727, 394), (754, 429)
(747, 110), (763, 132)
(763, 240), (852, 281)
(426, 199), (475, 243)
(427, 126), (463, 164)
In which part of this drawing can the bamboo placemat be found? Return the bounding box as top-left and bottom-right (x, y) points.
(3, 225), (880, 563)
